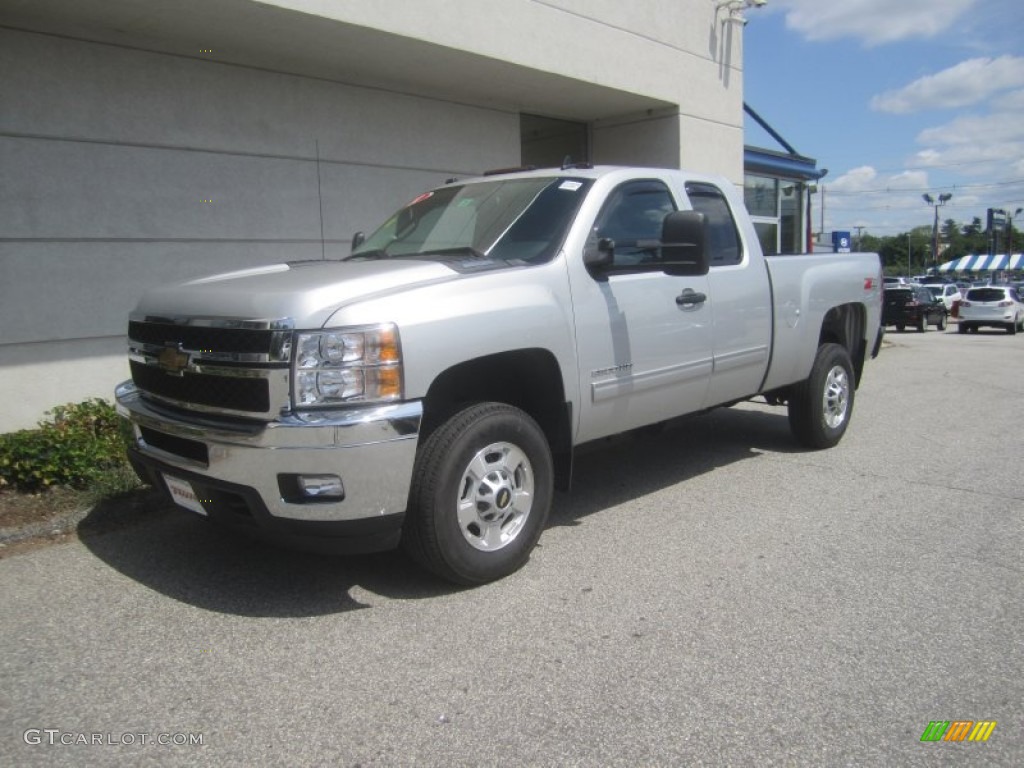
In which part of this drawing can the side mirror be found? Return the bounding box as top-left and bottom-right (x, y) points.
(660, 211), (709, 276)
(584, 237), (616, 274)
(351, 232), (365, 252)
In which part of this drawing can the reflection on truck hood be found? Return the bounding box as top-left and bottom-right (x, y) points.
(134, 258), (462, 328)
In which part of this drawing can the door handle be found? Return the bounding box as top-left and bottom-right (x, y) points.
(676, 290), (707, 307)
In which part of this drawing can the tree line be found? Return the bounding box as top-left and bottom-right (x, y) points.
(857, 218), (1022, 274)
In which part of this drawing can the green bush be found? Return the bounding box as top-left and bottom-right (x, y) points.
(0, 399), (136, 492)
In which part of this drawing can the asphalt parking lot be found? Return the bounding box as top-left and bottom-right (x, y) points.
(1, 328), (1022, 767)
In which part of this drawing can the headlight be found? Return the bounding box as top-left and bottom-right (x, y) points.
(293, 324), (403, 407)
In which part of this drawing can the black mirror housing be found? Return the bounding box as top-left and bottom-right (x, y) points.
(661, 211), (709, 276)
(584, 237), (616, 274)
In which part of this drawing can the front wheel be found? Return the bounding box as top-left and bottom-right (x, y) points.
(917, 314), (927, 332)
(788, 343), (855, 450)
(937, 314), (947, 331)
(402, 402), (553, 585)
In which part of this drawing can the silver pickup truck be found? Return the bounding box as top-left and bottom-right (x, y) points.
(116, 165), (882, 584)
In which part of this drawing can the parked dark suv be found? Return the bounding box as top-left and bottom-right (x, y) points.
(882, 285), (948, 332)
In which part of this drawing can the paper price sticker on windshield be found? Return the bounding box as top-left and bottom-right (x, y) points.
(559, 181), (582, 191)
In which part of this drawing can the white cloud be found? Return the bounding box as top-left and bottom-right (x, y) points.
(771, 0), (976, 46)
(997, 90), (1024, 111)
(823, 168), (944, 236)
(888, 170), (930, 189)
(910, 111), (1024, 178)
(917, 111), (1024, 147)
(828, 166), (878, 193)
(871, 56), (1024, 113)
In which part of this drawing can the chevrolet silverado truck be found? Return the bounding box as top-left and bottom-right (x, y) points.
(116, 165), (883, 584)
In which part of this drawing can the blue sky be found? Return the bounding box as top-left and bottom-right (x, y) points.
(742, 0), (1024, 239)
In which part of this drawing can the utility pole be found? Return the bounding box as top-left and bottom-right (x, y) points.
(923, 192), (952, 269)
(853, 226), (865, 252)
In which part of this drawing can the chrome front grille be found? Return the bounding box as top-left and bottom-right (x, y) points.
(128, 315), (293, 419)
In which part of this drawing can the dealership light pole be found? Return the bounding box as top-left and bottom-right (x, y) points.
(923, 192), (952, 269)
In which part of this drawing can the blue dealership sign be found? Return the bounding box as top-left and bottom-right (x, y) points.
(832, 231), (851, 253)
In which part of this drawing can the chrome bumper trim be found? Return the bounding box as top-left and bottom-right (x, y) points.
(115, 381), (421, 522)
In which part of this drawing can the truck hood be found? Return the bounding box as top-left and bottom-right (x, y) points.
(133, 259), (463, 328)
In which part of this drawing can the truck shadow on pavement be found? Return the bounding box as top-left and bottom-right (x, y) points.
(79, 404), (798, 618)
(550, 404), (799, 529)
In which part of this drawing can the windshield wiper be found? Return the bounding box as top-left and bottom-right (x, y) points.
(418, 247), (488, 259)
(346, 247), (491, 263)
(343, 249), (389, 262)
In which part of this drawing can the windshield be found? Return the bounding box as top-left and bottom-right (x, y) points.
(350, 177), (592, 264)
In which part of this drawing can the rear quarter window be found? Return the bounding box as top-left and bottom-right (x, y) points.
(685, 182), (743, 267)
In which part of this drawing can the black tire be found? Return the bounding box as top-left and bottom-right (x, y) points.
(402, 402), (553, 585)
(917, 314), (927, 332)
(1007, 322), (1017, 335)
(788, 343), (855, 450)
(958, 322), (968, 334)
(895, 324), (905, 332)
(937, 313), (947, 331)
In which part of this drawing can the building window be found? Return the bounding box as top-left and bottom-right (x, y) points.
(744, 174), (777, 218)
(780, 184), (803, 254)
(745, 174), (808, 255)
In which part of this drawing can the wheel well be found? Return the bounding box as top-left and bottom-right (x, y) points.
(819, 303), (867, 385)
(421, 349), (573, 488)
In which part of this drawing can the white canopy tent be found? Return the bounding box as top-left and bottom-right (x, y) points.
(937, 253), (1023, 272)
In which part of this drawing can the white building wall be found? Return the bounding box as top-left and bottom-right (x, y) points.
(0, 28), (518, 430)
(0, 0), (744, 431)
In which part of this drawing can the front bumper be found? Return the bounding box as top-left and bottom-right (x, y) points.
(115, 381), (422, 553)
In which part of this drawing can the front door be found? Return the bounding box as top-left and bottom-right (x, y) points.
(569, 179), (713, 443)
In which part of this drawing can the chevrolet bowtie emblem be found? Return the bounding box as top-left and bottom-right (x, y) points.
(157, 346), (190, 375)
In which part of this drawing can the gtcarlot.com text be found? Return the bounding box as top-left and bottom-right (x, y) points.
(23, 729), (204, 747)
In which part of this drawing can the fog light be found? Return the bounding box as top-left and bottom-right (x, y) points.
(297, 474), (344, 499)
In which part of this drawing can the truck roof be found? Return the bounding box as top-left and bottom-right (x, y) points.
(451, 164), (730, 188)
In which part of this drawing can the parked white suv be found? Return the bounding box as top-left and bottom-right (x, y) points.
(958, 286), (1024, 335)
(922, 283), (961, 311)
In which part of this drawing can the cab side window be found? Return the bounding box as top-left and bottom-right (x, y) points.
(590, 181), (676, 269)
(685, 182), (743, 267)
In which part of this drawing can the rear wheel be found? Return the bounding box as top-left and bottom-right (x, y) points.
(895, 323), (905, 332)
(1008, 322), (1017, 335)
(958, 322), (968, 334)
(788, 343), (855, 450)
(937, 314), (947, 331)
(402, 402), (553, 585)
